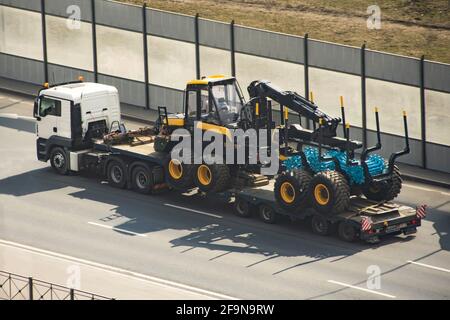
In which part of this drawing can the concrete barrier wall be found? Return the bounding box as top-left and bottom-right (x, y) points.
(46, 16), (93, 71)
(0, 0), (449, 172)
(97, 25), (144, 82)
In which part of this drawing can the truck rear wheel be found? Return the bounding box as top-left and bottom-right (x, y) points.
(274, 169), (312, 211)
(338, 221), (357, 242)
(258, 204), (277, 224)
(309, 170), (350, 215)
(107, 159), (127, 189)
(166, 158), (194, 190)
(131, 165), (153, 194)
(311, 214), (331, 236)
(234, 197), (253, 218)
(363, 165), (402, 201)
(194, 163), (230, 193)
(50, 147), (69, 175)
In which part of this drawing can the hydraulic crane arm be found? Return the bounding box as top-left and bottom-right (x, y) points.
(246, 80), (362, 151)
(247, 80), (341, 138)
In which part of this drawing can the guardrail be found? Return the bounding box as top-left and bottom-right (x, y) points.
(0, 270), (112, 300)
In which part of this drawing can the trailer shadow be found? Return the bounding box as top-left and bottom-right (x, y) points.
(1, 167), (438, 272)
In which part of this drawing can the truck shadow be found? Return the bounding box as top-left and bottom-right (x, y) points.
(0, 167), (439, 271)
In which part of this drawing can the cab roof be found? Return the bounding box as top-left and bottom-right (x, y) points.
(187, 75), (235, 86)
(40, 82), (118, 102)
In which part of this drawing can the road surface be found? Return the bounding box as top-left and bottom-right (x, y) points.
(0, 91), (449, 299)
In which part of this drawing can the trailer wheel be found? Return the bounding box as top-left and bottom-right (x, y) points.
(107, 159), (127, 189)
(309, 170), (350, 215)
(166, 158), (194, 190)
(50, 147), (69, 175)
(338, 221), (357, 242)
(258, 204), (277, 224)
(194, 163), (230, 193)
(311, 214), (331, 236)
(274, 169), (312, 211)
(363, 165), (402, 201)
(234, 197), (253, 218)
(131, 165), (153, 194)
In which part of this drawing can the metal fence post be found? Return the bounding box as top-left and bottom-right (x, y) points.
(194, 13), (201, 79)
(420, 55), (427, 169)
(91, 0), (98, 83)
(361, 43), (367, 149)
(28, 277), (33, 300)
(230, 20), (236, 77)
(142, 3), (150, 109)
(304, 33), (310, 129)
(40, 0), (48, 83)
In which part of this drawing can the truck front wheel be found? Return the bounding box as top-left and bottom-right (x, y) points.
(107, 159), (127, 189)
(50, 147), (69, 175)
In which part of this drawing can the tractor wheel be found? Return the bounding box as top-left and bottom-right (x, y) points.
(107, 159), (127, 189)
(131, 164), (154, 194)
(309, 170), (350, 215)
(165, 158), (194, 190)
(274, 169), (312, 211)
(363, 165), (402, 201)
(194, 163), (231, 193)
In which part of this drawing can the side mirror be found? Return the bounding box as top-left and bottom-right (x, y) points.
(33, 99), (39, 118)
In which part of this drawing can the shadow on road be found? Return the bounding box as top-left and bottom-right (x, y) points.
(1, 167), (443, 273)
(0, 117), (35, 134)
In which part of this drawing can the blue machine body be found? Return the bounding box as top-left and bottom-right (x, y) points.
(283, 147), (386, 185)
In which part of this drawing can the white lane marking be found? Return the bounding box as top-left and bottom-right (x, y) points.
(407, 261), (450, 274)
(327, 280), (396, 299)
(7, 98), (20, 103)
(0, 239), (237, 300)
(403, 183), (450, 197)
(164, 203), (222, 218)
(88, 221), (147, 237)
(0, 113), (35, 121)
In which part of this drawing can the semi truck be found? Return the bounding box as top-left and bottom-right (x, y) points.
(32, 78), (424, 243)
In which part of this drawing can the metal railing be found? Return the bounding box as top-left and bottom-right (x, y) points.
(0, 270), (112, 300)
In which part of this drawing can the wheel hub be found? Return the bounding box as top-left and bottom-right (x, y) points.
(314, 183), (330, 205)
(280, 182), (295, 204)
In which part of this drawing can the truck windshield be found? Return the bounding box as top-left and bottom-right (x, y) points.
(211, 83), (244, 125)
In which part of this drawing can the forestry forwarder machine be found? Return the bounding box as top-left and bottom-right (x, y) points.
(155, 75), (410, 215)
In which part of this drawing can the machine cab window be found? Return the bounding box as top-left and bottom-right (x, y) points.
(211, 83), (243, 125)
(186, 89), (221, 125)
(38, 97), (61, 117)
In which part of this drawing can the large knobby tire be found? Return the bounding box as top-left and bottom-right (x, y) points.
(363, 165), (402, 201)
(50, 147), (69, 175)
(309, 170), (350, 215)
(107, 159), (127, 189)
(131, 164), (154, 194)
(274, 169), (312, 211)
(165, 158), (195, 190)
(194, 163), (231, 193)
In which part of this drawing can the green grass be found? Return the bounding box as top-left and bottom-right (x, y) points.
(121, 0), (450, 63)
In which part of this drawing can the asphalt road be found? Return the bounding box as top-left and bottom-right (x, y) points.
(0, 92), (449, 299)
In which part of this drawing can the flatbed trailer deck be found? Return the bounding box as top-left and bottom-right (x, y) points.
(72, 137), (422, 244)
(229, 180), (421, 243)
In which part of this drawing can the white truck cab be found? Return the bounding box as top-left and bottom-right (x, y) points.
(34, 80), (121, 172)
